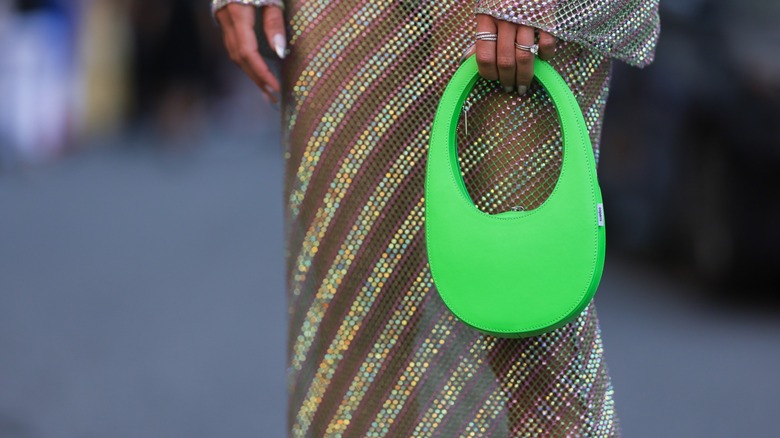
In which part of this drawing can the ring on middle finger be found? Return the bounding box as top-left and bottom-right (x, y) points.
(514, 42), (539, 55)
(476, 32), (498, 42)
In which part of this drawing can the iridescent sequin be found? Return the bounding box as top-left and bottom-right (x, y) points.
(476, 0), (660, 67)
(241, 0), (660, 436)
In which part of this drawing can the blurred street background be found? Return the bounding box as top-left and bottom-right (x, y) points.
(1, 0), (779, 437)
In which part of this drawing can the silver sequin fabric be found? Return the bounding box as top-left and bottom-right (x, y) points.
(476, 0), (660, 67)
(213, 0), (659, 436)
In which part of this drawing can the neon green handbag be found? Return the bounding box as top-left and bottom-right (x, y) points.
(424, 55), (606, 338)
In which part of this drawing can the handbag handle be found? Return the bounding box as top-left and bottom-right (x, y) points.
(428, 55), (600, 217)
(424, 55), (606, 337)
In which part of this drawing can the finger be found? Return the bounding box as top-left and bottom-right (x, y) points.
(537, 30), (557, 61)
(496, 19), (518, 92)
(515, 25), (535, 95)
(233, 15), (281, 99)
(214, 4), (236, 29)
(243, 55), (281, 103)
(216, 6), (241, 61)
(242, 56), (281, 103)
(217, 4), (280, 102)
(222, 22), (240, 63)
(262, 5), (287, 59)
(224, 29), (275, 101)
(475, 14), (498, 81)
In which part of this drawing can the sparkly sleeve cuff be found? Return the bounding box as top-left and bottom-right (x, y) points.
(474, 0), (660, 68)
(211, 0), (284, 18)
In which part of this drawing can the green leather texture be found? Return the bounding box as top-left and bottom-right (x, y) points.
(424, 55), (606, 338)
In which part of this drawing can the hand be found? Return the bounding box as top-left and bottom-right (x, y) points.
(215, 3), (287, 104)
(462, 14), (557, 95)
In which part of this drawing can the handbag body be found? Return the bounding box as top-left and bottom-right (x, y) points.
(424, 55), (606, 338)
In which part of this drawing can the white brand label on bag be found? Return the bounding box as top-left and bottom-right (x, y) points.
(597, 203), (605, 226)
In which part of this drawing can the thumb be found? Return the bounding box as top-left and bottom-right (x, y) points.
(262, 5), (287, 59)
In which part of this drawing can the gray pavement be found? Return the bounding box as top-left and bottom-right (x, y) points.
(1, 112), (779, 437)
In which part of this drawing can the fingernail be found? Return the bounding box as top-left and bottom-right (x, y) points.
(273, 34), (287, 59)
(261, 92), (280, 112)
(517, 85), (528, 95)
(459, 43), (475, 64)
(504, 86), (514, 93)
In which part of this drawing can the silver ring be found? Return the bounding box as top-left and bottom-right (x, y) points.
(475, 33), (498, 42)
(514, 42), (539, 55)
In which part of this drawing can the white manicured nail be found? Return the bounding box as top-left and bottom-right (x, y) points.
(273, 34), (287, 59)
(517, 85), (528, 95)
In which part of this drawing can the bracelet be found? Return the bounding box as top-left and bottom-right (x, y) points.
(211, 0), (284, 18)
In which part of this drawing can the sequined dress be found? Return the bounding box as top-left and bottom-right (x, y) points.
(223, 0), (659, 436)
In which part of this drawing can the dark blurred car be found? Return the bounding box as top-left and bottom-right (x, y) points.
(599, 0), (780, 302)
